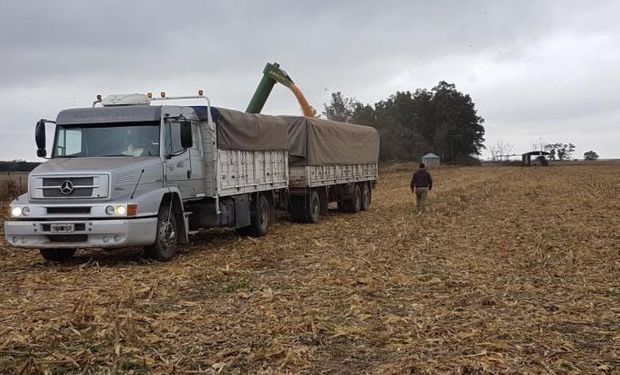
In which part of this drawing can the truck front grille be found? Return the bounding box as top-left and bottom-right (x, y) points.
(41, 177), (95, 198)
(30, 174), (109, 200)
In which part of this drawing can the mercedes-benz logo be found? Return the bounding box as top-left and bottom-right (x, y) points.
(59, 180), (74, 195)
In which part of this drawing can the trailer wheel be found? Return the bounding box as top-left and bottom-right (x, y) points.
(351, 184), (362, 213)
(39, 248), (75, 262)
(144, 202), (178, 261)
(249, 195), (271, 236)
(308, 190), (321, 223)
(361, 183), (371, 211)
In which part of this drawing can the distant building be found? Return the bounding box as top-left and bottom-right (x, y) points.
(422, 153), (441, 168)
(521, 151), (550, 166)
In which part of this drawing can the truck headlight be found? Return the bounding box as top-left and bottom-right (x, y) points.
(105, 204), (137, 217)
(11, 206), (23, 217)
(11, 206), (29, 217)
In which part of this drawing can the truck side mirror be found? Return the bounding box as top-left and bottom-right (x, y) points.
(180, 120), (193, 148)
(35, 120), (47, 158)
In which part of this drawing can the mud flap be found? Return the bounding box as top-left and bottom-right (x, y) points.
(233, 195), (251, 228)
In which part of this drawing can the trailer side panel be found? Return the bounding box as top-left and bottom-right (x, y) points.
(217, 149), (288, 196)
(289, 163), (377, 188)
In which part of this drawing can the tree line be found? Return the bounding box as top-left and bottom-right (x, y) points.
(543, 143), (575, 161)
(0, 160), (40, 172)
(323, 81), (486, 163)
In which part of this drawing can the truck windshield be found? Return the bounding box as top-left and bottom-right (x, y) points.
(53, 123), (160, 158)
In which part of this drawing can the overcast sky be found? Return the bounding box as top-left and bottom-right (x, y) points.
(2, 0), (619, 161)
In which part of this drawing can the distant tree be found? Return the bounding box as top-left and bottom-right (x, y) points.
(490, 140), (514, 162)
(430, 82), (486, 162)
(350, 103), (376, 126)
(563, 143), (576, 160)
(373, 91), (430, 161)
(323, 92), (356, 122)
(583, 150), (599, 161)
(545, 145), (556, 160)
(532, 137), (547, 152)
(0, 160), (40, 172)
(323, 82), (485, 162)
(566, 143), (575, 160)
(545, 142), (575, 161)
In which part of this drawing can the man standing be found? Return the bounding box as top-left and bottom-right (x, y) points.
(410, 163), (433, 213)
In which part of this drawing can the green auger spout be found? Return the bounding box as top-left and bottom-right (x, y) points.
(246, 62), (316, 117)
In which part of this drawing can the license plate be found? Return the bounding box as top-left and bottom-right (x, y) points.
(50, 224), (74, 233)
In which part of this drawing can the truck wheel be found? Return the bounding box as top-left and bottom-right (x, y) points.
(144, 203), (178, 261)
(39, 248), (75, 262)
(351, 184), (362, 213)
(249, 195), (271, 236)
(308, 190), (321, 223)
(361, 183), (371, 211)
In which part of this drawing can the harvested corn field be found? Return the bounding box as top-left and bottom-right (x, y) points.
(0, 164), (618, 374)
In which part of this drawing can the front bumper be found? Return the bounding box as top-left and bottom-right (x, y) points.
(4, 217), (157, 249)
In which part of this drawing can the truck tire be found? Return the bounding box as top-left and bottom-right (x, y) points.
(249, 195), (271, 236)
(39, 248), (75, 262)
(144, 202), (178, 261)
(361, 183), (371, 211)
(308, 190), (321, 223)
(351, 184), (362, 213)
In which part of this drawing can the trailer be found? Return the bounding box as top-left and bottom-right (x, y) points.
(184, 106), (290, 238)
(4, 93), (379, 262)
(287, 116), (379, 223)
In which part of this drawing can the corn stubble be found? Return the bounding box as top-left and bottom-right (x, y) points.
(0, 163), (618, 374)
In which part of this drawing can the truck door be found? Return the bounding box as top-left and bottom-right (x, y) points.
(163, 119), (192, 199)
(186, 121), (205, 196)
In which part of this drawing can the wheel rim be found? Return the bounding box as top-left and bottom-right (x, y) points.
(158, 216), (176, 256)
(259, 199), (269, 231)
(311, 196), (320, 220)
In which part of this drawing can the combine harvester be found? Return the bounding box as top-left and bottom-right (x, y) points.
(4, 63), (379, 261)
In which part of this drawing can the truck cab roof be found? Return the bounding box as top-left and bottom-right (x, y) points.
(57, 106), (163, 125)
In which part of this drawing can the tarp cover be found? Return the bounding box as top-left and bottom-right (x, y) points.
(287, 117), (380, 165)
(192, 106), (288, 151)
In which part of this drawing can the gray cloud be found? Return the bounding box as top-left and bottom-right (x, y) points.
(1, 0), (619, 160)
